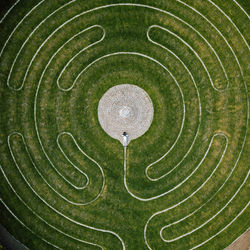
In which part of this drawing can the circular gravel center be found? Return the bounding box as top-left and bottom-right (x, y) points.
(98, 84), (154, 145)
(119, 106), (133, 118)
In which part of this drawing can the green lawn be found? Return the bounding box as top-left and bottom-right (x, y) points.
(0, 0), (249, 249)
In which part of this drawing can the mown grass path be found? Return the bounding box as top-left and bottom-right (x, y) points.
(0, 0), (249, 249)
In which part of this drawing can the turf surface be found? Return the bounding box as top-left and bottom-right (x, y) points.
(0, 0), (249, 249)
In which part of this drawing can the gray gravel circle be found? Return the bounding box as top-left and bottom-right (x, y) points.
(98, 84), (154, 145)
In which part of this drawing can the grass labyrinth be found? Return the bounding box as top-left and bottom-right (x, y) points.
(0, 0), (249, 249)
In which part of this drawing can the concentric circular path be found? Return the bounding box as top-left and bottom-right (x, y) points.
(0, 0), (249, 249)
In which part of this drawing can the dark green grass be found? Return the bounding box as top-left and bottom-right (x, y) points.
(0, 0), (249, 249)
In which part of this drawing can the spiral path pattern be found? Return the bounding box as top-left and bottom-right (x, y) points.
(0, 1), (249, 249)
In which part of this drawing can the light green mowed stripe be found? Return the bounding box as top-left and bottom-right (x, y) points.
(0, 0), (249, 249)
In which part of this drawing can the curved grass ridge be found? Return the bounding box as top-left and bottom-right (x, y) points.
(0, 0), (249, 249)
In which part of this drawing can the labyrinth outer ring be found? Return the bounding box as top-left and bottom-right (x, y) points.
(0, 1), (249, 250)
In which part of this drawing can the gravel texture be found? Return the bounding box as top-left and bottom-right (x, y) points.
(98, 84), (154, 145)
(226, 229), (250, 250)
